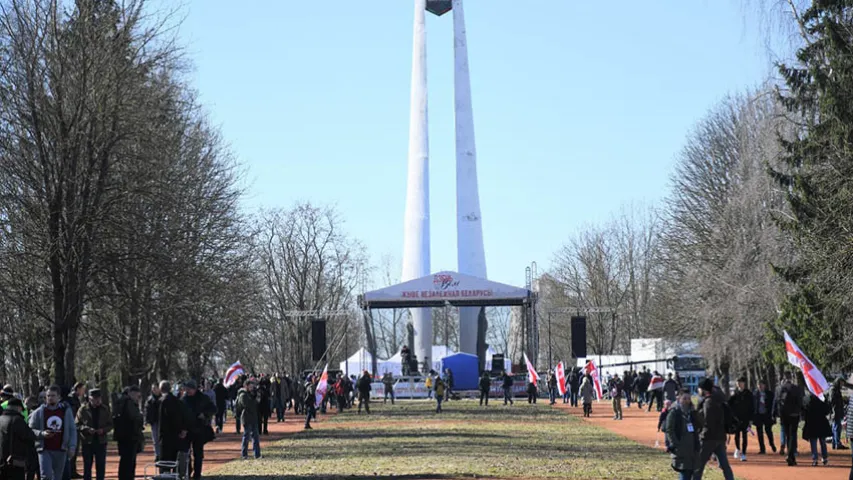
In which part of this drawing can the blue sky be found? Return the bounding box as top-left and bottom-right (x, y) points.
(180, 1), (774, 289)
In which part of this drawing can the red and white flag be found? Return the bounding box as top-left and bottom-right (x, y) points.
(555, 361), (567, 396)
(784, 331), (830, 401)
(315, 364), (329, 408)
(524, 353), (540, 384)
(584, 360), (604, 401)
(649, 374), (665, 391)
(224, 361), (244, 387)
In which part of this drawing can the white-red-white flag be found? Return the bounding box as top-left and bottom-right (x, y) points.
(584, 360), (604, 401)
(783, 331), (830, 401)
(649, 374), (665, 391)
(555, 361), (567, 396)
(224, 361), (244, 387)
(524, 353), (539, 384)
(315, 364), (329, 408)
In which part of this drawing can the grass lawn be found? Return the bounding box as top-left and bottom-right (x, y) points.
(212, 400), (725, 479)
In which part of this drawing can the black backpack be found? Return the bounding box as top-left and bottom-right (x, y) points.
(779, 384), (801, 417)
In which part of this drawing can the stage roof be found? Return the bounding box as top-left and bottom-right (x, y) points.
(359, 271), (533, 309)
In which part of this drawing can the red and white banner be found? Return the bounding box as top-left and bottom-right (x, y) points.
(555, 361), (567, 396)
(584, 360), (604, 401)
(224, 361), (244, 387)
(524, 353), (539, 384)
(649, 374), (664, 391)
(784, 331), (830, 401)
(315, 364), (329, 408)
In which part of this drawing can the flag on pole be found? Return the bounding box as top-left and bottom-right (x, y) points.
(315, 364), (329, 408)
(555, 361), (567, 396)
(224, 361), (244, 387)
(584, 360), (604, 401)
(524, 353), (539, 384)
(783, 331), (830, 400)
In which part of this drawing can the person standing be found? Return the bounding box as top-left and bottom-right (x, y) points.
(257, 377), (271, 435)
(113, 386), (144, 480)
(802, 392), (832, 466)
(381, 373), (395, 405)
(424, 375), (433, 400)
(157, 381), (188, 472)
(693, 378), (734, 480)
(443, 369), (455, 401)
(30, 386), (77, 480)
(569, 369), (581, 408)
(145, 384), (161, 461)
(665, 392), (700, 480)
(611, 374), (624, 420)
(580, 375), (594, 417)
(1, 398), (41, 480)
(181, 381), (216, 480)
(526, 380), (537, 404)
(356, 371), (371, 415)
(434, 378), (445, 414)
(501, 372), (514, 406)
(729, 376), (754, 462)
(75, 389), (112, 480)
(303, 377), (317, 430)
(663, 373), (679, 404)
(777, 371), (804, 466)
(752, 380), (777, 454)
(829, 378), (848, 451)
(235, 380), (261, 459)
(478, 372), (491, 406)
(65, 383), (86, 480)
(213, 380), (227, 434)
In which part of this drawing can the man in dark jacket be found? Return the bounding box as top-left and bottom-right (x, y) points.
(181, 380), (216, 480)
(728, 376), (754, 461)
(144, 384), (161, 461)
(113, 386), (143, 480)
(752, 379), (776, 454)
(213, 380), (227, 434)
(235, 381), (260, 459)
(478, 372), (491, 406)
(501, 372), (514, 406)
(777, 372), (804, 466)
(75, 389), (113, 480)
(693, 378), (734, 480)
(1, 399), (41, 480)
(157, 381), (187, 471)
(356, 371), (371, 415)
(569, 369), (580, 407)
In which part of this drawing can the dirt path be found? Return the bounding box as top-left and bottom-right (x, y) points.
(553, 401), (851, 480)
(86, 411), (329, 479)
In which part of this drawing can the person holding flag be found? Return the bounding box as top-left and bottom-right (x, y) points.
(647, 371), (665, 413)
(583, 360), (604, 401)
(523, 354), (539, 404)
(555, 362), (568, 404)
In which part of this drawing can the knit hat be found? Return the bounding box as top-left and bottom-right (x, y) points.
(698, 377), (714, 393)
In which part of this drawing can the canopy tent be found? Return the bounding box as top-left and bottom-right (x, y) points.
(359, 271), (534, 309)
(441, 353), (480, 390)
(339, 347), (374, 376)
(378, 345), (455, 376)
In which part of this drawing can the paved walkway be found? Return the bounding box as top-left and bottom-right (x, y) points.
(554, 400), (851, 480)
(86, 411), (328, 479)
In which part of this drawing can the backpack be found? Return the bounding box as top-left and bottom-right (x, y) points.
(779, 384), (801, 417)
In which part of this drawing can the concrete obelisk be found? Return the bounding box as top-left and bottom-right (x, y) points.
(401, 0), (432, 373)
(453, 0), (487, 356)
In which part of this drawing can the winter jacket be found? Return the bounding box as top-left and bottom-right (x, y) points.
(75, 402), (113, 445)
(356, 375), (372, 397)
(0, 410), (38, 468)
(610, 378), (624, 399)
(434, 380), (445, 399)
(663, 379), (679, 402)
(802, 394), (833, 441)
(112, 394), (144, 449)
(728, 388), (754, 429)
(777, 381), (804, 419)
(479, 375), (491, 392)
(580, 378), (595, 403)
(235, 389), (258, 428)
(665, 404), (700, 472)
(214, 384), (228, 411)
(501, 374), (513, 390)
(145, 393), (161, 426)
(829, 384), (845, 421)
(752, 388), (774, 421)
(182, 391), (216, 441)
(697, 388), (726, 443)
(157, 393), (188, 450)
(29, 402), (77, 452)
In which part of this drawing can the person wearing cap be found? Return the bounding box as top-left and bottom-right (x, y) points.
(1, 386), (29, 422)
(29, 385), (77, 480)
(693, 378), (734, 480)
(113, 386), (143, 480)
(1, 398), (40, 480)
(235, 380), (261, 459)
(74, 389), (112, 480)
(180, 380), (216, 480)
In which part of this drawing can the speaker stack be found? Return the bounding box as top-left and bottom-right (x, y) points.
(311, 320), (327, 361)
(570, 316), (587, 358)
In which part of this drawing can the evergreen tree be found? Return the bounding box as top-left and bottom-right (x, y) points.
(771, 0), (853, 369)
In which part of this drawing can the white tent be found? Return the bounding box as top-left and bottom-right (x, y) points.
(377, 345), (456, 376)
(339, 347), (374, 376)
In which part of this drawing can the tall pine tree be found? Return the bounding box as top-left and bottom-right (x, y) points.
(771, 0), (853, 370)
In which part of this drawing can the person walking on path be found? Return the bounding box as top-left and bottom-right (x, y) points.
(424, 375), (433, 400)
(356, 371), (371, 415)
(693, 378), (734, 480)
(501, 372), (514, 406)
(30, 386), (77, 480)
(752, 380), (777, 454)
(580, 375), (594, 417)
(547, 372), (558, 405)
(235, 380), (261, 459)
(610, 374), (624, 420)
(802, 392), (832, 466)
(113, 386), (144, 480)
(213, 380), (227, 434)
(777, 371), (804, 466)
(434, 378), (445, 414)
(74, 389), (112, 480)
(478, 372), (491, 406)
(663, 373), (679, 404)
(1, 398), (41, 480)
(181, 380), (216, 480)
(157, 381), (188, 472)
(729, 376), (754, 462)
(829, 377), (848, 451)
(665, 392), (700, 480)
